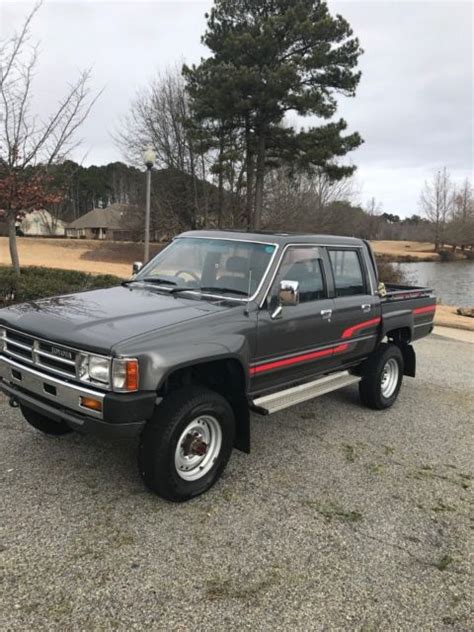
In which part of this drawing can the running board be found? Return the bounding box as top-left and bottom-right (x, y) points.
(252, 371), (361, 415)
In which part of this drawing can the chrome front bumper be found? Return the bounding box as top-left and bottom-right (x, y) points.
(0, 355), (105, 420)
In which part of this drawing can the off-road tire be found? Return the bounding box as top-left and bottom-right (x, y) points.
(359, 343), (404, 410)
(20, 404), (73, 435)
(138, 386), (235, 502)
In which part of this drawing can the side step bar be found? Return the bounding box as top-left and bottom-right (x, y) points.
(252, 371), (361, 415)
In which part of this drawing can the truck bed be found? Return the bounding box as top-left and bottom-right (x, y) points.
(380, 284), (436, 342)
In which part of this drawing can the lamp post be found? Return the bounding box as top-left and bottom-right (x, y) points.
(143, 145), (156, 262)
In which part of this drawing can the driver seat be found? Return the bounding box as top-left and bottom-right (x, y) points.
(217, 256), (249, 293)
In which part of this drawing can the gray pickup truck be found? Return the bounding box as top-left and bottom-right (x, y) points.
(0, 231), (436, 501)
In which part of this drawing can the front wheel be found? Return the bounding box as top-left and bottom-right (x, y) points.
(359, 343), (404, 410)
(138, 386), (235, 502)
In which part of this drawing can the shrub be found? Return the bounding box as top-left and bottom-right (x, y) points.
(375, 259), (406, 284)
(0, 266), (122, 307)
(438, 250), (456, 262)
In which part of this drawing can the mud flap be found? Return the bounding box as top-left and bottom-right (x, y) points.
(232, 397), (250, 453)
(400, 344), (416, 377)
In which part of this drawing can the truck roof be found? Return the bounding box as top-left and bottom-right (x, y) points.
(179, 230), (365, 247)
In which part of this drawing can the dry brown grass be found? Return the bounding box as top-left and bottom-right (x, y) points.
(0, 237), (164, 278)
(371, 241), (438, 261)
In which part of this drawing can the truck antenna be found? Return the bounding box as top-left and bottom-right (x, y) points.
(244, 269), (253, 315)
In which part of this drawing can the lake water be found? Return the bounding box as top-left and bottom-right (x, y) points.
(396, 261), (474, 307)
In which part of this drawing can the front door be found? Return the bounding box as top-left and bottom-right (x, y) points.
(251, 245), (339, 394)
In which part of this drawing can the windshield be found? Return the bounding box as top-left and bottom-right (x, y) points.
(135, 237), (277, 298)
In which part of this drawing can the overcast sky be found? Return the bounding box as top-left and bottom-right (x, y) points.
(1, 0), (472, 216)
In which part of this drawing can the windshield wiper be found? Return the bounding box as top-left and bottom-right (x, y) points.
(122, 277), (177, 288)
(199, 286), (248, 296)
(171, 285), (248, 297)
(141, 277), (177, 286)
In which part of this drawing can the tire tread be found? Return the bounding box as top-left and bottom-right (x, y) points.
(138, 386), (234, 502)
(359, 343), (404, 410)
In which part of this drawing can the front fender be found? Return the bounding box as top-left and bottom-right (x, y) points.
(135, 337), (251, 392)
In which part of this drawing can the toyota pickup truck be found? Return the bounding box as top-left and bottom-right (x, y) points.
(0, 231), (436, 501)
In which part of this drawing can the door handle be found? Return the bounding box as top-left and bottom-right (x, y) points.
(361, 303), (371, 312)
(320, 309), (332, 320)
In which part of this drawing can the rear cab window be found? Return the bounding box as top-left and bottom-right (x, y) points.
(328, 249), (366, 297)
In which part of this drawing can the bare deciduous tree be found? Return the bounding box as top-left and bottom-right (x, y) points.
(447, 178), (474, 251)
(115, 68), (214, 227)
(0, 2), (100, 273)
(419, 167), (454, 250)
(263, 167), (358, 231)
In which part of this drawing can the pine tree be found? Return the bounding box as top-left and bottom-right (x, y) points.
(184, 0), (363, 229)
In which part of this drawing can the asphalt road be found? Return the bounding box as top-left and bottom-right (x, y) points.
(1, 334), (473, 631)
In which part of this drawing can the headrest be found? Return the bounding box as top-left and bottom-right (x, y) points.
(225, 256), (248, 274)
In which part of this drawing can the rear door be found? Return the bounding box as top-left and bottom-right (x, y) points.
(326, 247), (381, 364)
(251, 245), (339, 393)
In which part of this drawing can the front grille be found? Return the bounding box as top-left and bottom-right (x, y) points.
(3, 328), (78, 379)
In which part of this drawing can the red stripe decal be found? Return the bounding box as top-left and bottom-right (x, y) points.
(413, 305), (436, 315)
(249, 346), (334, 375)
(250, 318), (380, 375)
(334, 343), (349, 353)
(341, 317), (381, 339)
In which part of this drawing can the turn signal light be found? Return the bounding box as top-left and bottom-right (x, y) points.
(125, 360), (139, 392)
(80, 396), (103, 412)
(112, 357), (139, 392)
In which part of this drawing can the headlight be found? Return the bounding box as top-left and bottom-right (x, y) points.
(0, 328), (6, 352)
(112, 358), (139, 392)
(76, 353), (138, 391)
(88, 356), (111, 384)
(77, 354), (111, 386)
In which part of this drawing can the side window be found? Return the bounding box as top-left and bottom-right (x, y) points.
(329, 249), (365, 297)
(276, 247), (326, 303)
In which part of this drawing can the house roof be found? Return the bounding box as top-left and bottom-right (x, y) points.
(67, 204), (132, 230)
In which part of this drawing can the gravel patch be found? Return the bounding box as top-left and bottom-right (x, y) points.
(0, 335), (473, 631)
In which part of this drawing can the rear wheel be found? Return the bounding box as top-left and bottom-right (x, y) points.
(138, 386), (235, 502)
(359, 343), (404, 410)
(20, 405), (73, 435)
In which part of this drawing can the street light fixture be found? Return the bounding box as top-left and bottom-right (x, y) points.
(143, 145), (156, 262)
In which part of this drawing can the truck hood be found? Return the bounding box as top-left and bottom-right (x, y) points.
(0, 285), (227, 354)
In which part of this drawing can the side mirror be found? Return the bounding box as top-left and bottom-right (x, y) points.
(279, 280), (300, 306)
(271, 280), (300, 320)
(378, 281), (387, 297)
(132, 261), (143, 275)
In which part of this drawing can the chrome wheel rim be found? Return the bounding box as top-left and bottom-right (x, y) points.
(380, 358), (399, 398)
(174, 415), (222, 481)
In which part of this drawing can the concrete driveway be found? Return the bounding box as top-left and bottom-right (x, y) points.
(1, 335), (472, 631)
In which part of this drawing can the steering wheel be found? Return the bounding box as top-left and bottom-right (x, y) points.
(175, 270), (200, 283)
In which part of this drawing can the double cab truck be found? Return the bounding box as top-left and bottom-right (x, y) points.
(0, 231), (436, 501)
